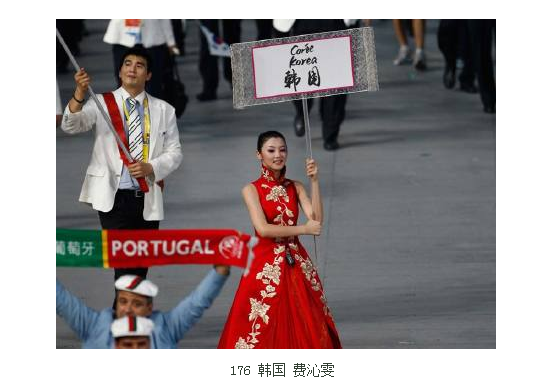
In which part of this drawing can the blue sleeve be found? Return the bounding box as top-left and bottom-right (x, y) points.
(164, 269), (228, 344)
(56, 279), (100, 341)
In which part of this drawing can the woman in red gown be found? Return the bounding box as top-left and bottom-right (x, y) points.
(218, 131), (341, 349)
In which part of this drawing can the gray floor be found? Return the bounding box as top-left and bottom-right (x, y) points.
(56, 20), (495, 348)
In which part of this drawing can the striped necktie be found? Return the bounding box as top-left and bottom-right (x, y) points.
(127, 97), (143, 161)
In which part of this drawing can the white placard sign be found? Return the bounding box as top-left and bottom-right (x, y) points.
(230, 27), (378, 109)
(252, 36), (355, 99)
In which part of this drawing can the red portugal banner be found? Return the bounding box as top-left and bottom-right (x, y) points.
(57, 229), (257, 274)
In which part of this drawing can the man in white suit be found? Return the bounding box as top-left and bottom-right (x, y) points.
(61, 47), (182, 280)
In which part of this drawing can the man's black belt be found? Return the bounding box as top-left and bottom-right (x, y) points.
(117, 189), (145, 198)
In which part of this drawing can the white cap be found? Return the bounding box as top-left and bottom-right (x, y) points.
(114, 275), (159, 298)
(111, 315), (154, 338)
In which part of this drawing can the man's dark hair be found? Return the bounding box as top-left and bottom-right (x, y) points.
(119, 46), (153, 74)
(257, 131), (287, 152)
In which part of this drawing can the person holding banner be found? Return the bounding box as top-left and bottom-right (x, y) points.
(56, 266), (230, 349)
(61, 46), (182, 280)
(218, 131), (341, 349)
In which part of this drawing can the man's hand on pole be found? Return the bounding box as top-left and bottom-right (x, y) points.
(128, 162), (154, 179)
(69, 68), (90, 113)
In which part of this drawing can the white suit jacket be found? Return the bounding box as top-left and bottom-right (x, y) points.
(103, 19), (176, 48)
(61, 88), (183, 220)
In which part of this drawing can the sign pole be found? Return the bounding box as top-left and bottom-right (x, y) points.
(301, 96), (320, 268)
(302, 97), (313, 159)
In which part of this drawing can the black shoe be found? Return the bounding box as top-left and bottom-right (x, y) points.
(460, 83), (478, 94)
(443, 67), (455, 89)
(196, 92), (217, 102)
(294, 115), (305, 137)
(483, 105), (495, 114)
(323, 140), (339, 151)
(414, 60), (427, 71)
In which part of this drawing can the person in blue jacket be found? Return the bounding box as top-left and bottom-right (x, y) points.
(56, 265), (230, 348)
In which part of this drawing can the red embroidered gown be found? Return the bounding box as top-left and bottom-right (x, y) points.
(218, 165), (341, 349)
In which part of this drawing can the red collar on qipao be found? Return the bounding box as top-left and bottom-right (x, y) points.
(260, 164), (287, 185)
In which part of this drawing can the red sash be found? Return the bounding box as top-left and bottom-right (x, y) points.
(102, 92), (149, 193)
